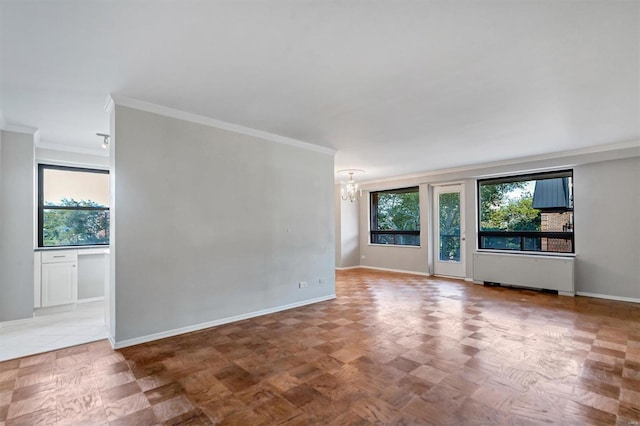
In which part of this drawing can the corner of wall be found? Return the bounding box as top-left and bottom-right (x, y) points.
(337, 192), (360, 268)
(334, 184), (342, 268)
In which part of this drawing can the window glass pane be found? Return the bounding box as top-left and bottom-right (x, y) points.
(370, 187), (420, 246)
(43, 209), (110, 247)
(478, 171), (574, 253)
(371, 233), (420, 246)
(372, 234), (395, 245)
(540, 211), (574, 233)
(541, 238), (573, 253)
(479, 175), (572, 232)
(480, 236), (521, 250)
(396, 234), (420, 246)
(523, 237), (541, 251)
(439, 192), (460, 262)
(479, 181), (540, 232)
(43, 168), (109, 207)
(373, 190), (419, 231)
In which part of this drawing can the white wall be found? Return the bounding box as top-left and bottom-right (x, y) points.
(334, 185), (341, 267)
(78, 254), (106, 299)
(111, 105), (335, 344)
(0, 130), (35, 321)
(334, 185), (360, 268)
(35, 148), (109, 169)
(353, 146), (639, 299)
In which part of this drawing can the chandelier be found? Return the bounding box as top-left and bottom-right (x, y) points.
(338, 169), (364, 203)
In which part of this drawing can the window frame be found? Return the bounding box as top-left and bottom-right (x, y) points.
(370, 186), (420, 247)
(37, 164), (110, 248)
(477, 169), (574, 254)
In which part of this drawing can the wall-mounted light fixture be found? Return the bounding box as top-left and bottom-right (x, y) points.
(97, 133), (110, 149)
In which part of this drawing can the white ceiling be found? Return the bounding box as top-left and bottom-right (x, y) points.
(1, 1), (638, 181)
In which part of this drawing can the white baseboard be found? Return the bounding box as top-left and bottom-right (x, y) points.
(0, 315), (35, 328)
(34, 304), (76, 315)
(432, 274), (467, 281)
(335, 266), (361, 270)
(358, 266), (431, 277)
(576, 292), (640, 304)
(111, 294), (336, 349)
(77, 297), (105, 304)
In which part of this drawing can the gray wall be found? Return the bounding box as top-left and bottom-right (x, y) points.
(354, 148), (639, 298)
(574, 157), (640, 298)
(112, 105), (335, 343)
(0, 131), (2, 318)
(0, 130), (34, 322)
(334, 185), (341, 267)
(0, 131), (2, 317)
(334, 185), (360, 268)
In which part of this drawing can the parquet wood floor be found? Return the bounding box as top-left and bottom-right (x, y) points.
(1, 268), (640, 425)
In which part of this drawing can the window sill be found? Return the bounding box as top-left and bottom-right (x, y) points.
(476, 249), (575, 258)
(368, 243), (422, 249)
(34, 245), (110, 252)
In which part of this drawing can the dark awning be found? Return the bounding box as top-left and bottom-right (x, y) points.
(532, 178), (571, 211)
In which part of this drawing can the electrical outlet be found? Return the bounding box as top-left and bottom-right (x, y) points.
(319, 279), (326, 285)
(299, 281), (308, 288)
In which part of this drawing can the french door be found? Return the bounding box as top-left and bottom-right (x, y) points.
(433, 184), (466, 278)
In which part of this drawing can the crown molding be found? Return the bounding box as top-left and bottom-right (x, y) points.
(1, 123), (39, 135)
(104, 95), (115, 113)
(354, 139), (640, 185)
(107, 95), (336, 156)
(36, 140), (109, 157)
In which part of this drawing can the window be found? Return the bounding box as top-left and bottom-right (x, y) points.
(38, 164), (110, 247)
(370, 187), (420, 246)
(478, 170), (574, 253)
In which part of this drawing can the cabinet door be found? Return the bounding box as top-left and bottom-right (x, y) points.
(42, 262), (77, 307)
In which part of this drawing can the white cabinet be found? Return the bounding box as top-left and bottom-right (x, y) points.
(41, 250), (78, 307)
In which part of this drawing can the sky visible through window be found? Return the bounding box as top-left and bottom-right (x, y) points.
(40, 166), (110, 247)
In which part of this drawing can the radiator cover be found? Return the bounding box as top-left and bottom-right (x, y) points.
(473, 252), (575, 296)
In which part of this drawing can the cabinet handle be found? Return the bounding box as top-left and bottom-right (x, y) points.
(53, 255), (66, 258)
